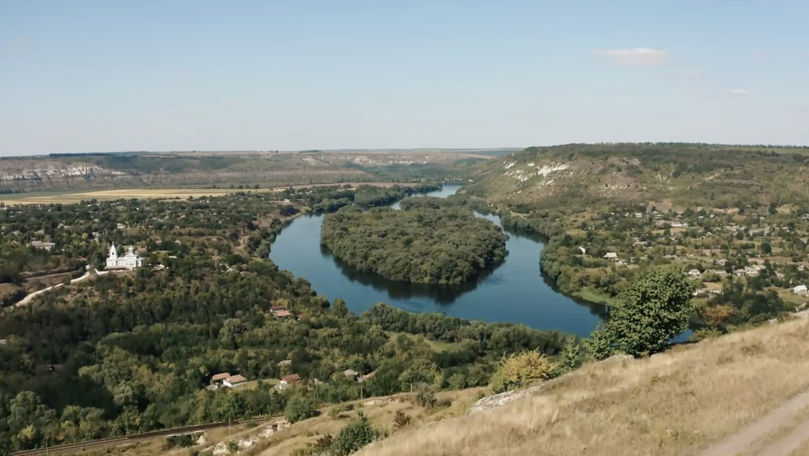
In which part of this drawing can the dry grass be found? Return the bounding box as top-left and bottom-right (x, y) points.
(359, 318), (809, 456)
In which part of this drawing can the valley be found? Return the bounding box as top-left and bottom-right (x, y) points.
(2, 143), (809, 455)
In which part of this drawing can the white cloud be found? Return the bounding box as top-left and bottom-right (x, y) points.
(730, 89), (750, 96)
(593, 48), (669, 66)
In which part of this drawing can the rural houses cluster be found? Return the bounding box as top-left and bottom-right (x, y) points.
(568, 204), (809, 308)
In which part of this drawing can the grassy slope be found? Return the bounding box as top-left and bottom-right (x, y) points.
(359, 317), (809, 455)
(466, 143), (809, 210)
(78, 318), (809, 455)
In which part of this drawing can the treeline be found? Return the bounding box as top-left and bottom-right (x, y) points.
(321, 199), (507, 285)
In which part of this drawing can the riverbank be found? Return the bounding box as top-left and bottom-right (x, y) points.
(270, 185), (603, 336)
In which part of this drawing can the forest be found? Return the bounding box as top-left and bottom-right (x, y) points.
(321, 197), (507, 285)
(0, 188), (565, 453)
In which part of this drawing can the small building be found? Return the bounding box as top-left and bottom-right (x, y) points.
(687, 269), (702, 279)
(29, 240), (56, 251)
(603, 252), (618, 261)
(274, 310), (291, 319)
(360, 371), (376, 383)
(578, 246), (586, 255)
(277, 359), (292, 367)
(343, 369), (359, 379)
(277, 373), (301, 390)
(211, 372), (231, 384)
(223, 375), (247, 388)
(793, 285), (808, 295)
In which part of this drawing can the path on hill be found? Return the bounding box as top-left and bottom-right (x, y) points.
(13, 268), (103, 308)
(697, 389), (809, 456)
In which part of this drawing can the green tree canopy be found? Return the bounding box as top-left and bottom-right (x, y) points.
(606, 267), (694, 357)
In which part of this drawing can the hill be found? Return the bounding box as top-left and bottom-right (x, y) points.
(461, 143), (809, 329)
(71, 316), (809, 455)
(361, 316), (809, 456)
(0, 150), (490, 193)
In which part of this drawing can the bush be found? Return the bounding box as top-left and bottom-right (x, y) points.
(331, 412), (380, 456)
(392, 410), (411, 430)
(489, 351), (556, 393)
(285, 395), (318, 423)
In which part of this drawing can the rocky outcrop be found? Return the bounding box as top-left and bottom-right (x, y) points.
(0, 165), (121, 183)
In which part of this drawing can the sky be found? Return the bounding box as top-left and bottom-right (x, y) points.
(1, 0), (808, 156)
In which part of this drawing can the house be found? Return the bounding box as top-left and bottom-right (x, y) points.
(29, 240), (55, 251)
(116, 223), (127, 230)
(211, 372), (231, 384)
(277, 373), (302, 390)
(360, 371), (376, 382)
(271, 305), (287, 314)
(343, 369), (359, 379)
(274, 310), (291, 319)
(793, 285), (808, 295)
(603, 252), (618, 261)
(223, 374), (247, 388)
(277, 359), (292, 367)
(105, 243), (144, 270)
(687, 269), (702, 279)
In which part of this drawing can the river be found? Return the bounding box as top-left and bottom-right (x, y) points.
(269, 185), (604, 336)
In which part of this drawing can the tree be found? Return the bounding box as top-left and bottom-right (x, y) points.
(284, 395), (317, 423)
(606, 267), (694, 356)
(331, 412), (379, 456)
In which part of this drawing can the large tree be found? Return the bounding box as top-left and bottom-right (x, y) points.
(607, 267), (694, 356)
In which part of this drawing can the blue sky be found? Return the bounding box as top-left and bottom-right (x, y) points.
(1, 0), (808, 155)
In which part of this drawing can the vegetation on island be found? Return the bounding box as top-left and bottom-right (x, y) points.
(321, 198), (507, 285)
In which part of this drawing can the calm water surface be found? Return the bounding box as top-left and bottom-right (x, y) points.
(270, 185), (604, 336)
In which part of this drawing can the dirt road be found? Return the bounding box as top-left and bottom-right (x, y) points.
(697, 389), (809, 456)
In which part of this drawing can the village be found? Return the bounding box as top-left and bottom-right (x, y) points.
(542, 201), (809, 325)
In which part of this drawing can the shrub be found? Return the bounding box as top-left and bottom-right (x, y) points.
(392, 410), (412, 431)
(331, 412), (380, 456)
(489, 351), (556, 393)
(285, 395), (318, 423)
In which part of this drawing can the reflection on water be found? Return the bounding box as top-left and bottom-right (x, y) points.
(270, 185), (604, 336)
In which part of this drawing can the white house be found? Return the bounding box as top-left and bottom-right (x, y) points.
(29, 240), (56, 251)
(223, 374), (247, 388)
(793, 285), (808, 295)
(105, 243), (144, 270)
(687, 269), (702, 279)
(603, 252), (618, 261)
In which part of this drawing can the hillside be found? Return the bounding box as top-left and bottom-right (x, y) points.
(466, 143), (809, 210)
(461, 144), (809, 328)
(0, 150), (489, 192)
(361, 316), (809, 456)
(68, 316), (809, 455)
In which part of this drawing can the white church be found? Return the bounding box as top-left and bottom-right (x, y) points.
(106, 243), (144, 270)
